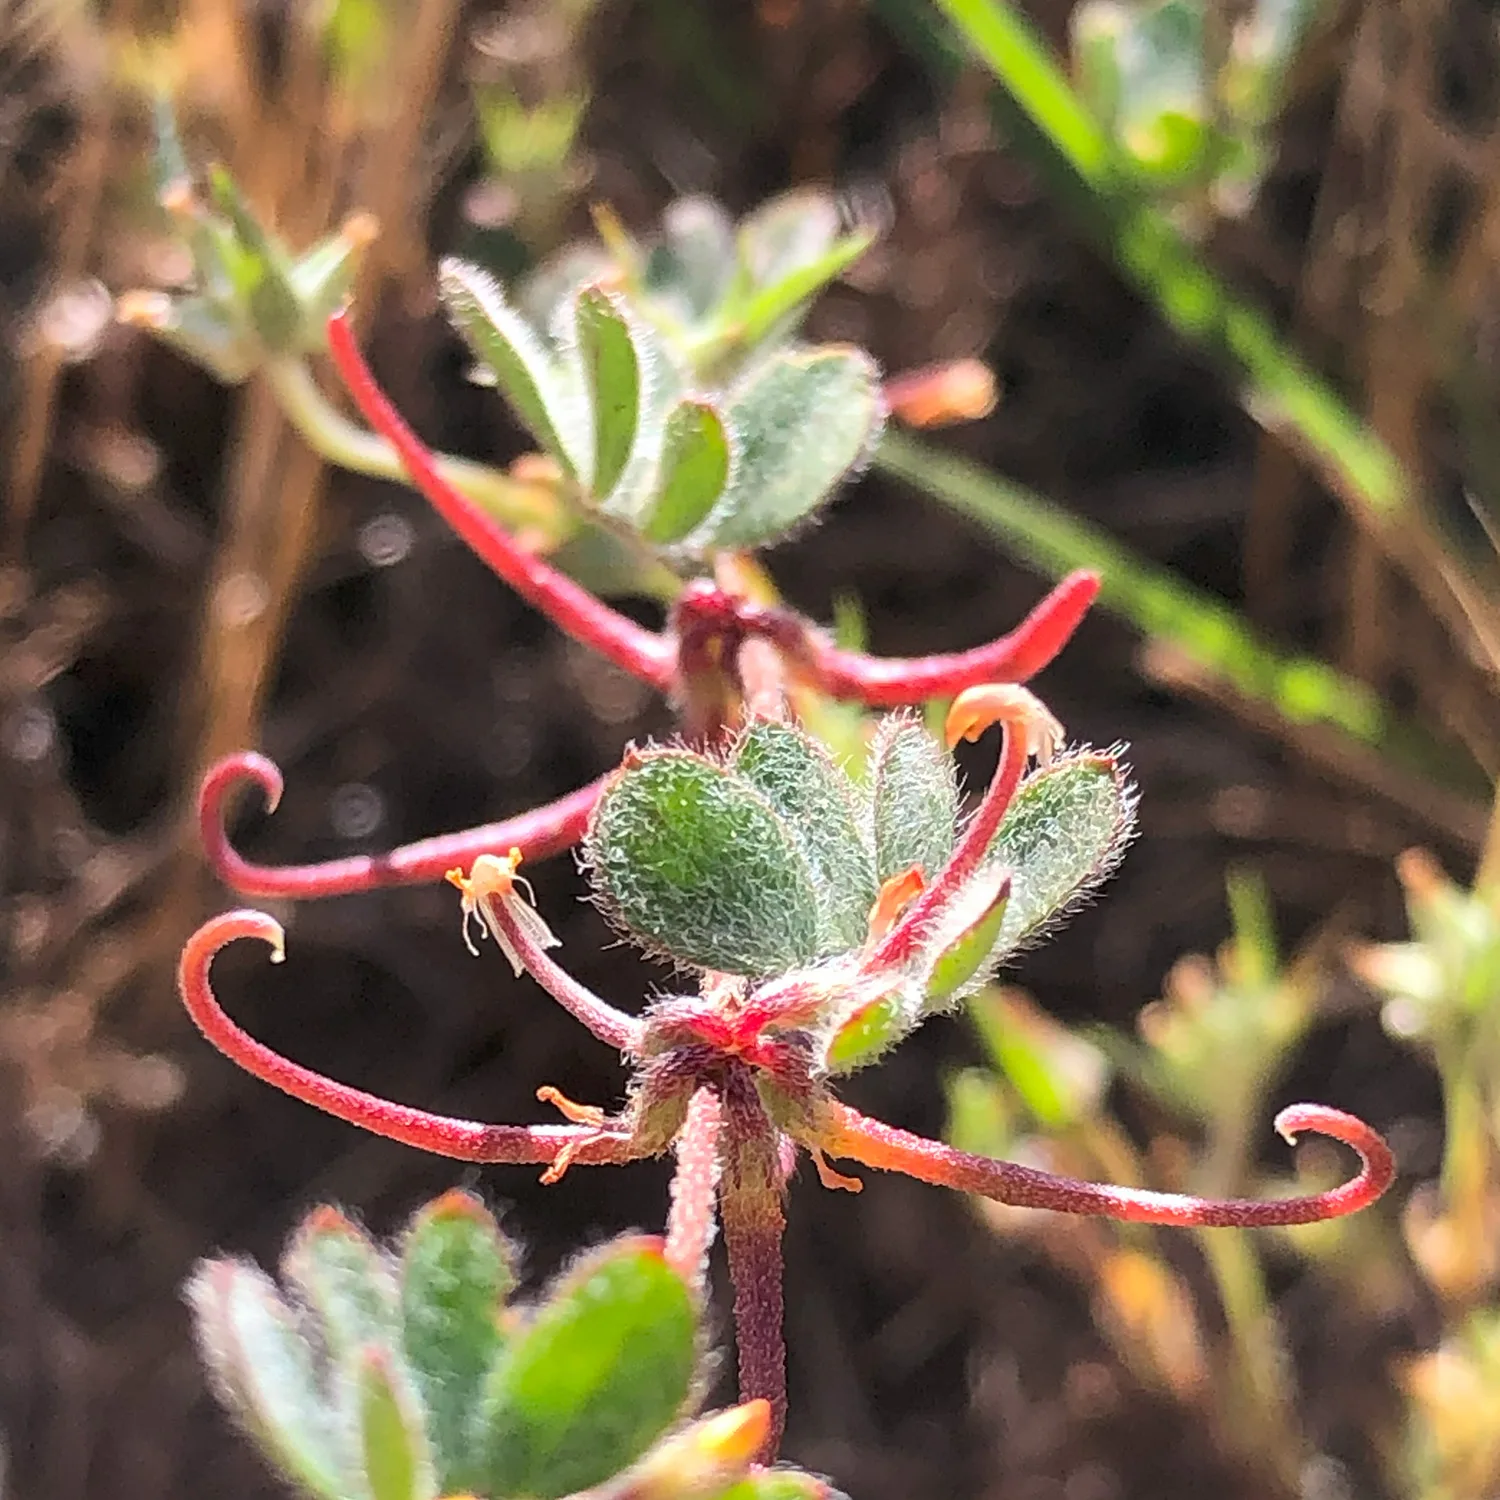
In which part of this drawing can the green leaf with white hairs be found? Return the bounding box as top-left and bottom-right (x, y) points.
(867, 716), (959, 884)
(478, 1239), (697, 1500)
(282, 1207), (397, 1363)
(186, 1260), (350, 1499)
(983, 750), (1137, 965)
(730, 230), (874, 354)
(587, 750), (821, 976)
(399, 1191), (516, 1492)
(826, 977), (919, 1074)
(439, 258), (585, 478)
(647, 196), (737, 324)
(574, 284), (640, 500)
(354, 1349), (437, 1500)
(923, 867), (1013, 1008)
(732, 721), (877, 955)
(692, 347), (884, 549)
(736, 188), (842, 287)
(639, 400), (733, 544)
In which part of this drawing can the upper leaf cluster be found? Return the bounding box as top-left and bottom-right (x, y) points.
(441, 242), (884, 555)
(584, 716), (1136, 1071)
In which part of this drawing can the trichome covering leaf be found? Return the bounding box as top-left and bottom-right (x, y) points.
(639, 399), (733, 544)
(282, 1206), (397, 1361)
(186, 1260), (350, 1499)
(586, 750), (822, 976)
(399, 1190), (516, 1492)
(981, 750), (1137, 966)
(440, 258), (586, 478)
(731, 721), (876, 956)
(575, 285), (640, 500)
(478, 1239), (698, 1500)
(866, 714), (959, 883)
(689, 347), (884, 549)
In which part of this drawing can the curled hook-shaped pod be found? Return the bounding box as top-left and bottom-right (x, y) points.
(811, 1099), (1395, 1226)
(177, 909), (641, 1167)
(812, 569), (1100, 706)
(198, 751), (601, 898)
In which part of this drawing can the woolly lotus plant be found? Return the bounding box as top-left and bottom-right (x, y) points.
(177, 291), (1394, 1477)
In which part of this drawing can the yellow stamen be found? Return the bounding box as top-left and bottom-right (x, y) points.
(867, 866), (925, 941)
(944, 683), (1063, 762)
(812, 1148), (863, 1193)
(537, 1085), (606, 1126)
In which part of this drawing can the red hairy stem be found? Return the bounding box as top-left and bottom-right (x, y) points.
(718, 1064), (790, 1459)
(869, 722), (1028, 969)
(325, 311), (676, 692)
(199, 752), (600, 898)
(178, 910), (640, 1167)
(475, 882), (644, 1053)
(812, 570), (1099, 706)
(665, 1087), (723, 1291)
(811, 1100), (1395, 1226)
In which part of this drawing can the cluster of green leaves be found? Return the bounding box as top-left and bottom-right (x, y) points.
(584, 715), (1135, 1071)
(521, 191), (876, 385)
(1072, 0), (1322, 217)
(442, 237), (884, 554)
(190, 1192), (832, 1500)
(122, 103), (370, 382)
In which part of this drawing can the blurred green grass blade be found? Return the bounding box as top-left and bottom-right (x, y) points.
(935, 0), (1112, 178)
(929, 0), (1403, 522)
(874, 429), (1472, 782)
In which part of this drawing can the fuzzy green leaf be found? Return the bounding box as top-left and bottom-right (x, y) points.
(587, 750), (821, 976)
(283, 1207), (397, 1362)
(440, 258), (583, 477)
(186, 1260), (349, 1499)
(867, 716), (959, 884)
(924, 869), (1012, 1007)
(731, 231), (874, 353)
(984, 751), (1137, 964)
(736, 189), (841, 288)
(399, 1191), (515, 1492)
(478, 1239), (697, 1500)
(732, 721), (876, 955)
(647, 197), (737, 324)
(693, 347), (883, 549)
(825, 981), (915, 1074)
(575, 285), (640, 499)
(356, 1349), (437, 1500)
(640, 400), (733, 544)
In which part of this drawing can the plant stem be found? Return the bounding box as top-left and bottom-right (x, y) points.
(718, 1065), (789, 1458)
(666, 1088), (723, 1293)
(264, 357), (562, 539)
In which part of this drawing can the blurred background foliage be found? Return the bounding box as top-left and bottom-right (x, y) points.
(3, 0), (1500, 1497)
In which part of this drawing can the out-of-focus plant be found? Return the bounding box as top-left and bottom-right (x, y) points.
(947, 840), (1500, 1499)
(192, 1189), (830, 1500)
(1071, 0), (1324, 226)
(947, 874), (1379, 1488)
(922, 0), (1500, 692)
(1354, 851), (1500, 1309)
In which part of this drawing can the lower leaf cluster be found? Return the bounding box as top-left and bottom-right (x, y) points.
(189, 1193), (835, 1500)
